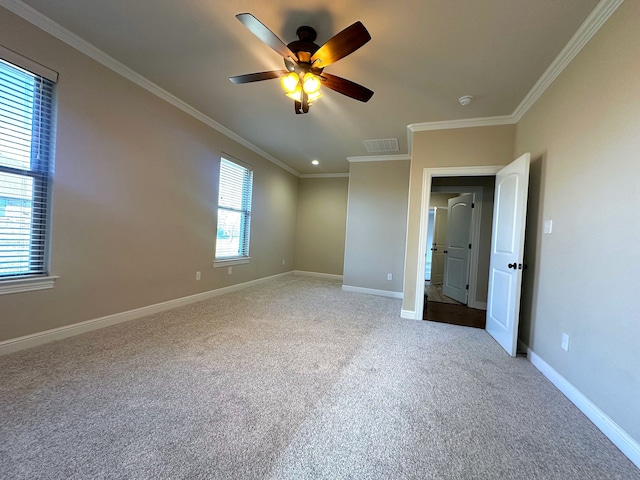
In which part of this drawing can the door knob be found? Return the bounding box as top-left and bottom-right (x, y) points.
(444, 250), (448, 254)
(508, 263), (517, 269)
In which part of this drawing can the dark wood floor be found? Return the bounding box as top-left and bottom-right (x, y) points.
(422, 296), (486, 329)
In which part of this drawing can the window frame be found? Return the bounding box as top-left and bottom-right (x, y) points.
(214, 156), (253, 267)
(0, 47), (59, 295)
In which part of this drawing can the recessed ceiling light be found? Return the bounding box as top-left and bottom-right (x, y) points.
(311, 160), (319, 165)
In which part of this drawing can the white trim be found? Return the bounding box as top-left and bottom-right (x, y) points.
(0, 0), (300, 178)
(293, 270), (343, 280)
(401, 309), (419, 320)
(0, 0), (621, 178)
(406, 0), (623, 132)
(346, 154), (411, 163)
(528, 348), (640, 470)
(342, 285), (403, 299)
(426, 166), (504, 176)
(412, 166), (502, 319)
(299, 173), (349, 179)
(0, 272), (291, 355)
(0, 275), (59, 295)
(512, 0), (623, 122)
(408, 115), (515, 133)
(474, 301), (487, 311)
(213, 257), (250, 268)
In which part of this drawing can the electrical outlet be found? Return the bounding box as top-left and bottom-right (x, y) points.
(387, 273), (392, 281)
(544, 220), (553, 234)
(282, 258), (285, 265)
(227, 266), (232, 275)
(195, 271), (201, 281)
(561, 333), (570, 351)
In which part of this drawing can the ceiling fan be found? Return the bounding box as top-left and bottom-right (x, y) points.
(230, 13), (374, 114)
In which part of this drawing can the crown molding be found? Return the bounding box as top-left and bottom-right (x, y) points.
(511, 0), (623, 122)
(1, 0), (621, 175)
(346, 154), (411, 163)
(407, 115), (516, 133)
(406, 0), (621, 136)
(299, 173), (349, 178)
(0, 0), (301, 178)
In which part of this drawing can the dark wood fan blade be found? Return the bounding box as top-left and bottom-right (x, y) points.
(236, 13), (298, 61)
(320, 73), (374, 102)
(310, 21), (371, 67)
(229, 70), (289, 84)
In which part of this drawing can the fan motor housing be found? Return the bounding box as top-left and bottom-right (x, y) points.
(287, 26), (320, 62)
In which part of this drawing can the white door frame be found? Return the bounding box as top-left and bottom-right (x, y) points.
(430, 186), (484, 309)
(414, 166), (503, 318)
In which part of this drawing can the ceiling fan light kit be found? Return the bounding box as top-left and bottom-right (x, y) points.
(230, 13), (374, 114)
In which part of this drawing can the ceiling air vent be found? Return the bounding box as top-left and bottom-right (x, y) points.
(364, 138), (399, 153)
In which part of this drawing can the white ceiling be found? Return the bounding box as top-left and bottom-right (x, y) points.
(11, 0), (600, 174)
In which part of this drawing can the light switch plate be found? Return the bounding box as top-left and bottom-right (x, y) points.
(544, 220), (553, 234)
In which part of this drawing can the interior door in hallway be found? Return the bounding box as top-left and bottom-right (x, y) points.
(486, 153), (530, 356)
(430, 207), (448, 284)
(443, 193), (473, 304)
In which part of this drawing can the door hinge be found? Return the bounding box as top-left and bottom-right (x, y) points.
(466, 284), (469, 290)
(469, 243), (472, 249)
(472, 203), (475, 208)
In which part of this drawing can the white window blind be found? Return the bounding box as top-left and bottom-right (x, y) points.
(215, 157), (253, 260)
(0, 57), (55, 279)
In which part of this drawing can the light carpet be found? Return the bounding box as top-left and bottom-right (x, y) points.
(1, 275), (638, 479)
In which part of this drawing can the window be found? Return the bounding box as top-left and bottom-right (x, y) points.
(0, 52), (56, 285)
(215, 157), (253, 262)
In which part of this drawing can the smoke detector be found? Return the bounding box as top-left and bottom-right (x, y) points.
(458, 95), (473, 106)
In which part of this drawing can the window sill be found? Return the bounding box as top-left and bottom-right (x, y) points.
(213, 257), (251, 268)
(0, 275), (59, 295)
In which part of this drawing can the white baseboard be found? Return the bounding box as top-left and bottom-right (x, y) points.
(401, 309), (420, 320)
(0, 271), (292, 356)
(472, 301), (487, 310)
(528, 348), (640, 469)
(341, 285), (403, 299)
(293, 270), (343, 280)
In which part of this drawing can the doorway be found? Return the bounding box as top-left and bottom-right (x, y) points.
(412, 155), (530, 357)
(422, 184), (492, 328)
(413, 166), (502, 322)
(425, 184), (489, 310)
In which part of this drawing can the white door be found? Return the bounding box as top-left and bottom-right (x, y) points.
(430, 208), (448, 284)
(486, 153), (530, 356)
(443, 193), (473, 304)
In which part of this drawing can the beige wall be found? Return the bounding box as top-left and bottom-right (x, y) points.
(294, 177), (348, 275)
(515, 0), (640, 443)
(0, 9), (298, 341)
(343, 161), (409, 293)
(403, 125), (516, 313)
(428, 193), (457, 208)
